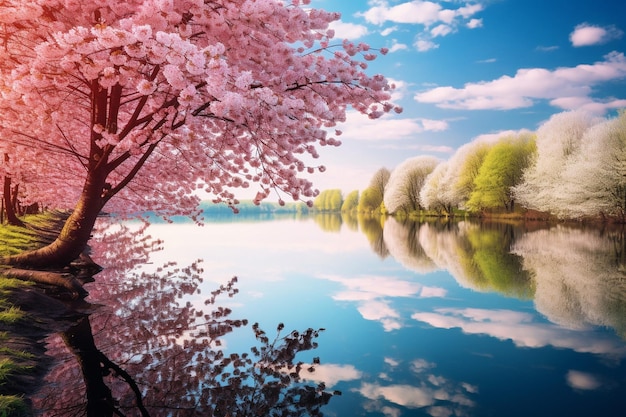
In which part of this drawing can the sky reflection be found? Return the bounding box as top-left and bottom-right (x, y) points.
(95, 216), (626, 416)
(412, 308), (626, 358)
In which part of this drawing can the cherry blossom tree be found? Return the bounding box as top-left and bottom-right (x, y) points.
(0, 0), (398, 271)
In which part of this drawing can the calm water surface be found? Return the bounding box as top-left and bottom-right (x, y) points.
(33, 214), (626, 416)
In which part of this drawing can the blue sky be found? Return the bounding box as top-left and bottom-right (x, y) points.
(300, 0), (626, 196)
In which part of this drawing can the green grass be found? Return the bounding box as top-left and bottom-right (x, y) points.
(0, 308), (24, 325)
(0, 359), (32, 386)
(0, 279), (30, 296)
(0, 211), (67, 258)
(0, 395), (28, 417)
(0, 349), (33, 362)
(0, 211), (69, 417)
(0, 227), (43, 257)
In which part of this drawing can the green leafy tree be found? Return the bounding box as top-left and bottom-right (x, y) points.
(466, 134), (536, 212)
(449, 140), (494, 210)
(357, 168), (390, 213)
(358, 187), (382, 213)
(341, 190), (359, 213)
(313, 189), (342, 212)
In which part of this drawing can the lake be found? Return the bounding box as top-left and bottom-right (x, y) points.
(32, 214), (626, 416)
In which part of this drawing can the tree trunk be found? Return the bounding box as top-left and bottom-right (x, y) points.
(2, 268), (87, 298)
(2, 165), (107, 269)
(3, 175), (25, 227)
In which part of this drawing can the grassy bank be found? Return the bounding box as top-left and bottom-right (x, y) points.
(0, 212), (69, 417)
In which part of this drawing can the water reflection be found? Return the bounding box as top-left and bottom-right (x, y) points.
(356, 357), (477, 417)
(513, 226), (626, 337)
(357, 214), (389, 258)
(411, 307), (626, 357)
(34, 222), (337, 416)
(373, 218), (626, 338)
(34, 214), (626, 417)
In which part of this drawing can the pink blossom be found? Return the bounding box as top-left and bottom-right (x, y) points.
(0, 0), (396, 216)
(163, 64), (186, 90)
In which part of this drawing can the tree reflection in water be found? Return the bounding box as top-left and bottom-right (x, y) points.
(370, 217), (626, 339)
(33, 221), (336, 416)
(513, 225), (626, 338)
(356, 214), (388, 259)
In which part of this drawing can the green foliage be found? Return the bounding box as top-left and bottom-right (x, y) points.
(313, 189), (343, 212)
(453, 142), (492, 206)
(358, 187), (383, 213)
(341, 190), (359, 213)
(0, 395), (28, 417)
(466, 134), (536, 212)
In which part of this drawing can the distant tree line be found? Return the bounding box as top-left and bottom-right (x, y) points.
(313, 110), (626, 222)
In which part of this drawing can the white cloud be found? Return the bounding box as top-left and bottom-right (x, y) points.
(336, 111), (449, 142)
(431, 24), (454, 38)
(359, 1), (485, 53)
(329, 20), (369, 40)
(476, 58), (496, 63)
(415, 38), (439, 51)
(414, 52), (626, 113)
(360, 1), (444, 26)
(381, 26), (399, 36)
(419, 118), (449, 131)
(467, 18), (483, 29)
(550, 96), (626, 114)
(566, 370), (602, 391)
(456, 3), (484, 19)
(570, 23), (623, 47)
(389, 39), (409, 53)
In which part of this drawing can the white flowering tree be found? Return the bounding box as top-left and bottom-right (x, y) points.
(557, 112), (626, 219)
(419, 161), (451, 214)
(383, 156), (439, 214)
(513, 111), (600, 214)
(0, 0), (398, 274)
